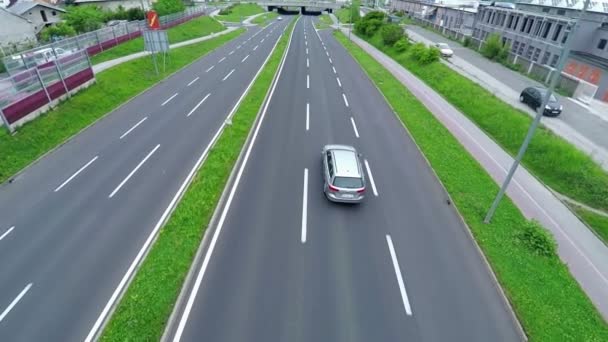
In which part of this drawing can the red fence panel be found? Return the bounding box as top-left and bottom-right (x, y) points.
(65, 68), (94, 91)
(3, 89), (49, 124)
(46, 82), (67, 101)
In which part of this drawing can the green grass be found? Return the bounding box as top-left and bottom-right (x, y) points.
(100, 17), (296, 342)
(0, 29), (244, 185)
(251, 11), (277, 25)
(91, 16), (225, 65)
(335, 30), (608, 342)
(315, 14), (333, 30)
(573, 207), (608, 244)
(358, 32), (608, 215)
(215, 3), (264, 22)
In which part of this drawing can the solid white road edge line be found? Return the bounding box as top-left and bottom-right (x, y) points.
(108, 144), (160, 198)
(205, 65), (214, 73)
(342, 93), (349, 107)
(54, 156), (99, 192)
(222, 69), (235, 81)
(386, 235), (413, 316)
(350, 117), (359, 138)
(302, 168), (308, 244)
(120, 117), (147, 140)
(187, 93), (211, 117)
(171, 16), (298, 342)
(161, 93), (178, 106)
(364, 159), (378, 196)
(307, 74), (310, 89)
(336, 77), (342, 87)
(306, 103), (310, 131)
(0, 283), (32, 323)
(187, 77), (199, 87)
(0, 226), (15, 241)
(241, 55), (249, 63)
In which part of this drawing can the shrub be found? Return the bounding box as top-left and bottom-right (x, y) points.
(153, 0), (185, 16)
(409, 42), (426, 61)
(420, 46), (440, 64)
(463, 36), (471, 47)
(381, 24), (403, 46)
(394, 37), (410, 52)
(481, 32), (503, 60)
(63, 5), (105, 33)
(516, 220), (557, 258)
(363, 10), (385, 21)
(39, 22), (77, 42)
(355, 18), (383, 36)
(126, 7), (145, 21)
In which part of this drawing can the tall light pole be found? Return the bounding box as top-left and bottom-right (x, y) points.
(484, 0), (591, 223)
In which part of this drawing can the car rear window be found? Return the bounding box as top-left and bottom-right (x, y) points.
(333, 177), (363, 189)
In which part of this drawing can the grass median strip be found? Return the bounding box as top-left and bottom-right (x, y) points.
(100, 17), (296, 342)
(315, 14), (333, 30)
(335, 31), (608, 341)
(0, 29), (244, 185)
(91, 16), (225, 65)
(573, 206), (608, 245)
(252, 11), (278, 25)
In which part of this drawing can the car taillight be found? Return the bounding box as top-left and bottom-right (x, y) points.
(357, 188), (365, 194)
(328, 184), (339, 192)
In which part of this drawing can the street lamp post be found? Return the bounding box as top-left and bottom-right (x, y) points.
(484, 0), (591, 223)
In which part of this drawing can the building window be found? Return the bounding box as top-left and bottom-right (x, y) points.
(542, 7), (550, 13)
(526, 45), (535, 59)
(598, 39), (607, 50)
(526, 19), (534, 33)
(541, 51), (551, 65)
(507, 14), (513, 28)
(562, 32), (569, 44)
(518, 43), (526, 55)
(52, 11), (56, 16)
(512, 41), (520, 53)
(550, 54), (559, 67)
(533, 48), (541, 62)
(513, 16), (520, 30)
(521, 17), (528, 32)
(552, 24), (563, 41)
(557, 9), (566, 15)
(542, 22), (552, 39)
(40, 10), (47, 22)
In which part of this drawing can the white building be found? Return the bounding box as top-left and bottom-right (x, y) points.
(0, 0), (11, 8)
(0, 7), (36, 48)
(8, 1), (66, 33)
(73, 0), (150, 11)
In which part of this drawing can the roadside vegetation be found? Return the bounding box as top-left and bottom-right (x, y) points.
(314, 14), (334, 30)
(336, 0), (360, 24)
(91, 16), (225, 65)
(101, 17), (296, 341)
(573, 207), (608, 244)
(251, 11), (278, 26)
(334, 29), (608, 341)
(0, 29), (244, 185)
(352, 11), (608, 239)
(215, 3), (264, 22)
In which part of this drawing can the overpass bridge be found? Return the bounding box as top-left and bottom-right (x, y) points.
(257, 1), (342, 13)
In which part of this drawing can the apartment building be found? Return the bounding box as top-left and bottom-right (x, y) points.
(392, 0), (478, 34)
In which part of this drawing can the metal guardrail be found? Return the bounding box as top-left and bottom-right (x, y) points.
(2, 6), (207, 76)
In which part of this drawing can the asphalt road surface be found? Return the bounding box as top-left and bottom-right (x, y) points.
(165, 16), (522, 342)
(0, 18), (290, 341)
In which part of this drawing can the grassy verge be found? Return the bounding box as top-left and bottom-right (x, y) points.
(358, 31), (608, 215)
(315, 14), (333, 30)
(251, 11), (277, 25)
(0, 29), (244, 185)
(215, 3), (264, 22)
(100, 17), (296, 342)
(91, 16), (225, 65)
(335, 30), (608, 341)
(573, 206), (608, 244)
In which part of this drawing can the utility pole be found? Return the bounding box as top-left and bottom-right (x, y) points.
(484, 0), (591, 223)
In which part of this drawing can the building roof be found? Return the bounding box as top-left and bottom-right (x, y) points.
(517, 0), (608, 13)
(0, 5), (31, 22)
(8, 0), (65, 15)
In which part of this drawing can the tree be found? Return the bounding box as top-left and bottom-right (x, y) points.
(153, 0), (185, 16)
(126, 7), (145, 21)
(350, 0), (360, 23)
(481, 32), (503, 60)
(39, 22), (77, 42)
(381, 24), (402, 46)
(63, 5), (105, 33)
(394, 37), (410, 52)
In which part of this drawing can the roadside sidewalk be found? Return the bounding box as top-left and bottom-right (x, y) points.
(340, 27), (608, 320)
(405, 27), (608, 171)
(93, 27), (238, 74)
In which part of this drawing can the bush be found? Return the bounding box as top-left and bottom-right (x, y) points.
(153, 0), (185, 16)
(463, 36), (471, 47)
(126, 7), (145, 21)
(104, 5), (128, 21)
(381, 24), (403, 46)
(63, 5), (105, 33)
(355, 18), (384, 37)
(39, 22), (77, 43)
(516, 220), (557, 258)
(363, 10), (385, 21)
(394, 37), (410, 52)
(481, 32), (503, 60)
(409, 42), (426, 60)
(420, 47), (440, 64)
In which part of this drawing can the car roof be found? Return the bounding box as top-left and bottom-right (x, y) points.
(331, 149), (361, 178)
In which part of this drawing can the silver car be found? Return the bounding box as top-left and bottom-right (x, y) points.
(322, 145), (366, 203)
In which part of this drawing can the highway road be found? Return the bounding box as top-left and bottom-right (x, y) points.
(166, 16), (523, 342)
(0, 18), (290, 341)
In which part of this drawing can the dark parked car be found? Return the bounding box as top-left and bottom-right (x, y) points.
(519, 86), (563, 117)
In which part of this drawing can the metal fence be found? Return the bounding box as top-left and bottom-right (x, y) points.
(0, 50), (94, 132)
(2, 6), (207, 75)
